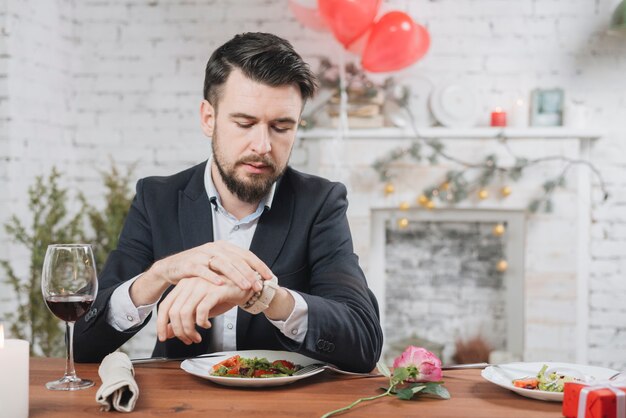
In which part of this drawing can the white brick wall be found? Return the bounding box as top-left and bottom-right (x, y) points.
(1, 0), (625, 367)
(0, 0), (79, 317)
(0, 2), (9, 295)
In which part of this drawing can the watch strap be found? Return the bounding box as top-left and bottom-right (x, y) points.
(240, 275), (279, 315)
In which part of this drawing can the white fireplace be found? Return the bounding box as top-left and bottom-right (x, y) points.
(295, 127), (600, 363)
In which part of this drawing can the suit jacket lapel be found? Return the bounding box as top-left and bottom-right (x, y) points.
(179, 161), (214, 250)
(237, 172), (294, 345)
(177, 161), (214, 348)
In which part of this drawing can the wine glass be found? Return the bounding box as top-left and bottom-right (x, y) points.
(41, 244), (98, 391)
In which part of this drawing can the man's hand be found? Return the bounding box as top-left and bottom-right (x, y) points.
(152, 240), (273, 289)
(130, 241), (273, 306)
(156, 277), (252, 345)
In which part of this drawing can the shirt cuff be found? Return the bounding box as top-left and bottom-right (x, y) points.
(265, 288), (308, 343)
(107, 274), (157, 332)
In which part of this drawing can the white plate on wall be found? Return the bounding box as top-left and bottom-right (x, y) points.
(430, 83), (478, 128)
(181, 350), (325, 388)
(481, 362), (620, 402)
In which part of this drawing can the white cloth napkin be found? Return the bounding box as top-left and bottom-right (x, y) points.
(96, 352), (139, 413)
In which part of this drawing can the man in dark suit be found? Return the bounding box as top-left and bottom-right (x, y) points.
(74, 32), (383, 372)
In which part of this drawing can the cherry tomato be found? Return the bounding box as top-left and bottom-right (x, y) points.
(272, 360), (295, 369)
(212, 355), (241, 372)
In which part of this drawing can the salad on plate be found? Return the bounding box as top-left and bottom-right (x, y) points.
(481, 361), (619, 402)
(210, 355), (302, 378)
(512, 364), (583, 392)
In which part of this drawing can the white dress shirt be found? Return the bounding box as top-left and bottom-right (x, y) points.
(106, 157), (309, 351)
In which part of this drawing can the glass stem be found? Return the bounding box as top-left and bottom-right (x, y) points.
(64, 321), (77, 379)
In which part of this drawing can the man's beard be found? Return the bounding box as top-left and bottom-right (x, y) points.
(212, 130), (287, 204)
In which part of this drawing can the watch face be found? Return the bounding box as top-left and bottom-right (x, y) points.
(240, 275), (279, 314)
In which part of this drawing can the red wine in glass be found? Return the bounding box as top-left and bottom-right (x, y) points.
(45, 295), (94, 322)
(41, 244), (98, 391)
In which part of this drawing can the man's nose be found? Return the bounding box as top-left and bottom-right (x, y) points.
(250, 126), (272, 154)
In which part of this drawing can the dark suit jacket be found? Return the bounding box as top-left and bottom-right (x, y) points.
(74, 161), (383, 372)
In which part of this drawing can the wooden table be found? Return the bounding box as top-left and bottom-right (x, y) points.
(30, 358), (563, 417)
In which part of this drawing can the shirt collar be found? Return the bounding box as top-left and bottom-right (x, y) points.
(204, 155), (277, 213)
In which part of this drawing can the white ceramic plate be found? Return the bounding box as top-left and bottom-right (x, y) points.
(181, 350), (325, 388)
(481, 362), (619, 402)
(430, 83), (478, 127)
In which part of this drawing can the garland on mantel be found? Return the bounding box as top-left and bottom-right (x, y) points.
(372, 104), (609, 214)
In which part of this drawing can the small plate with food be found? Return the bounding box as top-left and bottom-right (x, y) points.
(181, 350), (325, 387)
(481, 362), (620, 402)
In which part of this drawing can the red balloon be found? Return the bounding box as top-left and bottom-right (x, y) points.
(318, 0), (380, 48)
(346, 28), (370, 56)
(361, 11), (431, 73)
(289, 0), (328, 32)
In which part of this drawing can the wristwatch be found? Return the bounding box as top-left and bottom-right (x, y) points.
(239, 275), (279, 315)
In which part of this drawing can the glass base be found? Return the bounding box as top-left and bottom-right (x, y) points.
(45, 375), (94, 391)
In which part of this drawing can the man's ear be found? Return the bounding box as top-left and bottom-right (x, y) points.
(200, 100), (215, 138)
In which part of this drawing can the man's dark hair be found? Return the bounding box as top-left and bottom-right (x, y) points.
(203, 32), (317, 109)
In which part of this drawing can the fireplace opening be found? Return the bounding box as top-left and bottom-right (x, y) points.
(369, 209), (526, 365)
(385, 221), (507, 363)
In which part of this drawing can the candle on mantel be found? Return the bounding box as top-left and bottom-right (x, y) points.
(0, 324), (29, 418)
(490, 107), (507, 127)
(510, 98), (529, 127)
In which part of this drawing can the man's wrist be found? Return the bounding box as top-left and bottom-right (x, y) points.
(129, 265), (170, 306)
(264, 287), (295, 321)
(146, 260), (168, 285)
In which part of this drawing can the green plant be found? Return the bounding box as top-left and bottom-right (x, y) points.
(80, 162), (135, 273)
(1, 163), (135, 356)
(1, 168), (84, 356)
(372, 104), (609, 213)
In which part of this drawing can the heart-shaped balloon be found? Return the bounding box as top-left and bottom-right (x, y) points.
(318, 0), (380, 48)
(361, 11), (431, 73)
(346, 28), (370, 56)
(289, 0), (328, 32)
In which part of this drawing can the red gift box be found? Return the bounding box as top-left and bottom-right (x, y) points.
(563, 382), (626, 418)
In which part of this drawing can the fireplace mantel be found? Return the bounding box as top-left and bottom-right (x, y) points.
(297, 127), (603, 141)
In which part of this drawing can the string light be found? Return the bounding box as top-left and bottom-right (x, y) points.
(372, 104), (609, 213)
(492, 224), (506, 237)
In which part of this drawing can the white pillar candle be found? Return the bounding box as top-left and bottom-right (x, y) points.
(564, 100), (590, 128)
(509, 98), (529, 127)
(0, 324), (29, 418)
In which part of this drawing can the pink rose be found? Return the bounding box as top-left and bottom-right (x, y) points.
(392, 346), (443, 382)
